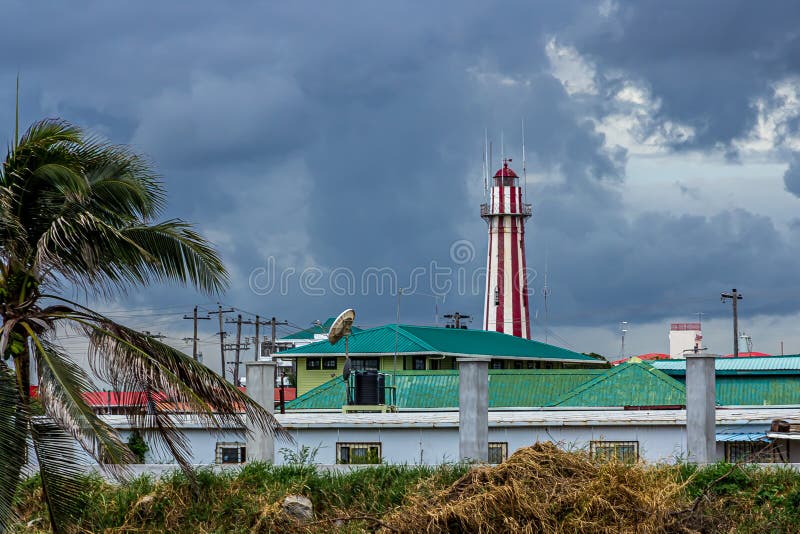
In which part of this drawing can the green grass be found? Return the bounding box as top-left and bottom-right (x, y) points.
(13, 463), (469, 533)
(13, 460), (800, 533)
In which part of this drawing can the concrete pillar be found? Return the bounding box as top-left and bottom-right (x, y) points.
(686, 353), (716, 464)
(458, 357), (489, 462)
(245, 361), (276, 463)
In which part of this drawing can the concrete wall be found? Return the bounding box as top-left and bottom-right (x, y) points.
(278, 422), (786, 466)
(117, 428), (247, 464)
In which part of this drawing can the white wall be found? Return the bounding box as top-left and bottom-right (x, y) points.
(669, 328), (701, 359)
(278, 423), (782, 465)
(117, 428), (247, 464)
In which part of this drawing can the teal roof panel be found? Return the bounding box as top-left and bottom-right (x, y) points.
(286, 369), (605, 410)
(552, 361), (686, 407)
(653, 355), (800, 375)
(278, 324), (601, 363)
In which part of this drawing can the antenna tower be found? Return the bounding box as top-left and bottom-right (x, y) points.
(542, 252), (550, 344)
(619, 321), (628, 359)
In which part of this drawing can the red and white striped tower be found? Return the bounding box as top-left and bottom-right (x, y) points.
(481, 159), (532, 338)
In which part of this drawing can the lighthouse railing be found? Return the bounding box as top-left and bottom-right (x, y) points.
(480, 203), (532, 217)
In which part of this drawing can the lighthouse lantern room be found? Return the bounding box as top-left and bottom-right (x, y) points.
(481, 159), (532, 339)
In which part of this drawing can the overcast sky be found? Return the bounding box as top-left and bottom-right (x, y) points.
(5, 1), (800, 366)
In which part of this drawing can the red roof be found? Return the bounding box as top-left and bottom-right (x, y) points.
(610, 353), (670, 366)
(83, 391), (167, 406)
(30, 387), (297, 407)
(722, 351), (771, 358)
(494, 162), (518, 178)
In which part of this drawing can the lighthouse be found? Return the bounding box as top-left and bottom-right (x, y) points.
(481, 159), (532, 338)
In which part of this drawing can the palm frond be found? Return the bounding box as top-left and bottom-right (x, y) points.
(30, 417), (88, 534)
(77, 317), (289, 475)
(121, 220), (229, 295)
(26, 324), (133, 471)
(0, 362), (29, 532)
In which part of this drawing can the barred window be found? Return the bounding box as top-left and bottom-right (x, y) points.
(337, 442), (381, 464)
(322, 357), (337, 370)
(590, 441), (639, 462)
(306, 358), (321, 370)
(488, 442), (508, 464)
(725, 441), (784, 463)
(216, 442), (246, 464)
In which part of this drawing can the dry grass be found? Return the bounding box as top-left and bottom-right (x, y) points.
(14, 446), (800, 533)
(381, 442), (693, 534)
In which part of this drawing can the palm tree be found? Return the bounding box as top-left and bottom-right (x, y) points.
(0, 118), (285, 532)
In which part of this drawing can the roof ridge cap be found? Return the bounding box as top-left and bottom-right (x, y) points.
(390, 324), (438, 352)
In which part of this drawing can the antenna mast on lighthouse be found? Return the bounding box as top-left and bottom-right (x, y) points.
(522, 119), (528, 203)
(480, 134), (534, 339)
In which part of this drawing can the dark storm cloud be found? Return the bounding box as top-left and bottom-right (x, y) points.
(783, 155), (800, 196)
(3, 0), (800, 341)
(567, 0), (800, 151)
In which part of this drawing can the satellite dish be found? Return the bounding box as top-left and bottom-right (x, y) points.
(328, 308), (355, 345)
(329, 309), (355, 386)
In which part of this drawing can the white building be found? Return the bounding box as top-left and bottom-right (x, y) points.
(669, 322), (702, 359)
(99, 407), (799, 467)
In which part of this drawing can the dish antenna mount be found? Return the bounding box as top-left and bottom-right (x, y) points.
(329, 308), (356, 381)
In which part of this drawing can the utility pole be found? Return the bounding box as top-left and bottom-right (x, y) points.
(208, 305), (235, 381)
(721, 289), (743, 358)
(269, 316), (289, 356)
(254, 315), (260, 361)
(183, 306), (210, 361)
(234, 314), (242, 386)
(237, 316), (275, 361)
(225, 315), (253, 386)
(444, 312), (471, 329)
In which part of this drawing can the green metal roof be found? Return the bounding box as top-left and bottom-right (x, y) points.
(287, 360), (800, 410)
(278, 324), (601, 363)
(652, 355), (800, 375)
(663, 376), (800, 406)
(552, 361), (686, 407)
(281, 317), (363, 340)
(286, 369), (606, 410)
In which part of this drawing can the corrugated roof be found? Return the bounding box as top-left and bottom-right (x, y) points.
(552, 362), (686, 407)
(717, 376), (800, 405)
(716, 433), (768, 442)
(278, 324), (601, 362)
(281, 317), (363, 340)
(653, 355), (800, 375)
(275, 408), (800, 429)
(286, 369), (605, 410)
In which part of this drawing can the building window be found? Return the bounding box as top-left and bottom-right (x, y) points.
(725, 441), (784, 463)
(337, 442), (381, 464)
(216, 442), (247, 464)
(513, 361), (523, 369)
(413, 356), (426, 370)
(490, 359), (504, 369)
(351, 358), (379, 371)
(488, 442), (508, 464)
(590, 441), (639, 462)
(322, 357), (337, 370)
(306, 358), (321, 370)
